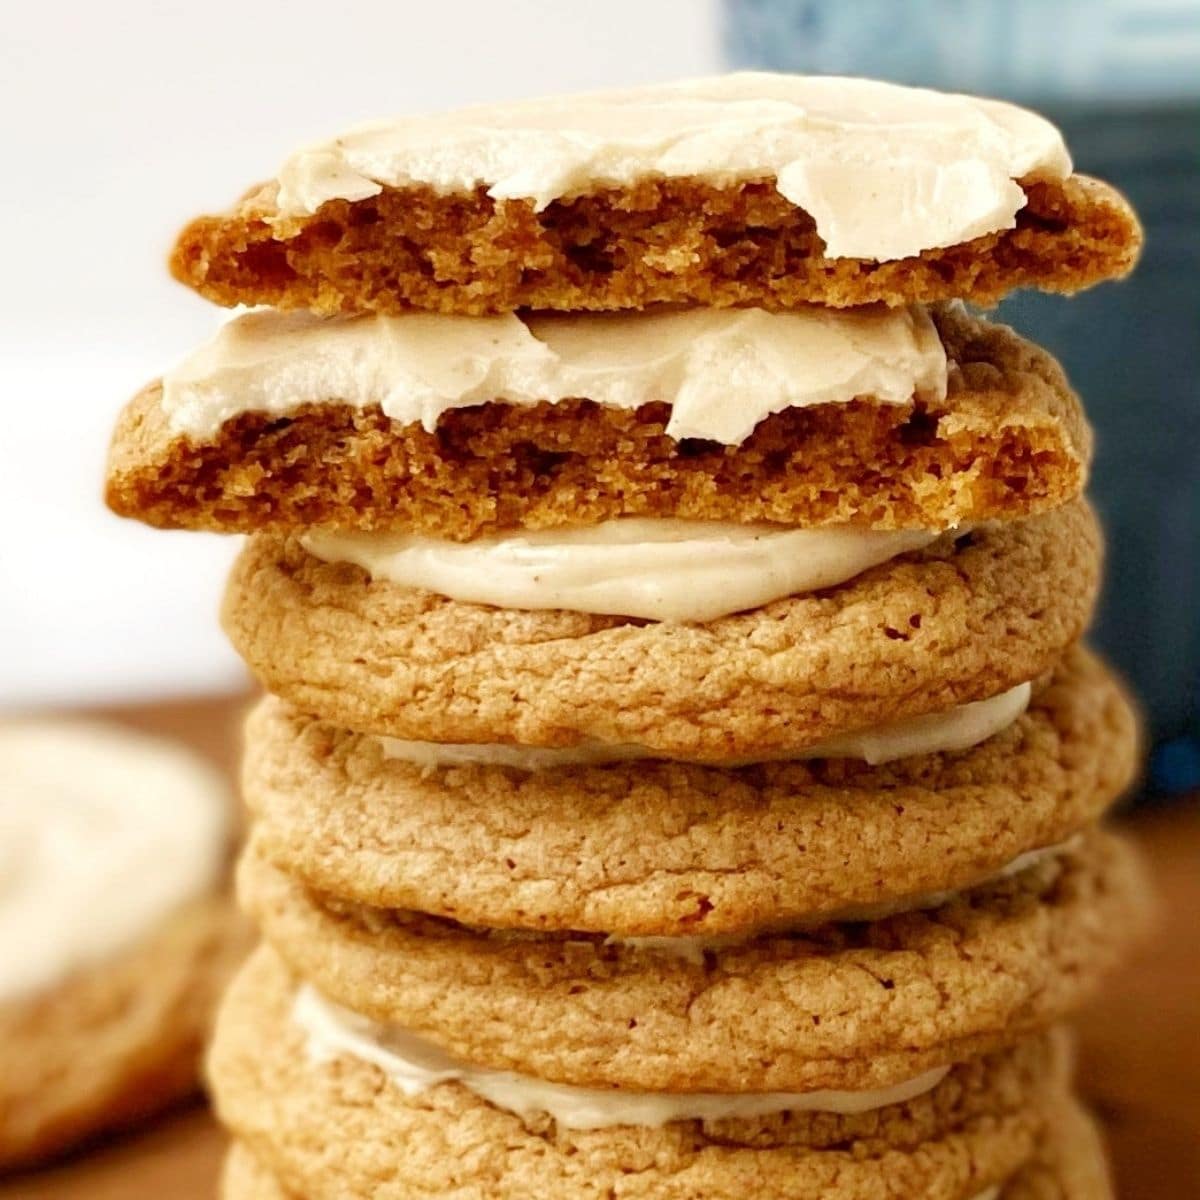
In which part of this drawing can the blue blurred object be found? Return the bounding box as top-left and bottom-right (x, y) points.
(724, 0), (1200, 796)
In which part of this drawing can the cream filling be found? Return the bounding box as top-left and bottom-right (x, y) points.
(293, 983), (949, 1129)
(161, 301), (947, 445)
(0, 720), (230, 999)
(301, 518), (949, 624)
(273, 71), (1071, 260)
(379, 681), (1031, 770)
(609, 839), (1079, 965)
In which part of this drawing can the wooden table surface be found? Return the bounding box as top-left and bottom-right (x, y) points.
(4, 692), (1197, 1199)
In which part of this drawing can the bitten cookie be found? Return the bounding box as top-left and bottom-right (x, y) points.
(242, 645), (1137, 936)
(223, 501), (1101, 757)
(239, 829), (1153, 1095)
(0, 720), (251, 1170)
(211, 947), (1084, 1200)
(169, 75), (1141, 317)
(107, 306), (1091, 538)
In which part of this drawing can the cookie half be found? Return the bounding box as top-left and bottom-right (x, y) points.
(239, 829), (1152, 1095)
(211, 947), (1083, 1200)
(223, 501), (1100, 757)
(168, 75), (1140, 316)
(242, 645), (1137, 936)
(107, 306), (1090, 538)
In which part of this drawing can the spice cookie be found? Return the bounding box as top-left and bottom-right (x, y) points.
(169, 75), (1140, 318)
(238, 829), (1152, 1095)
(107, 305), (1090, 539)
(242, 645), (1137, 937)
(219, 1098), (1112, 1200)
(0, 720), (251, 1169)
(222, 501), (1100, 757)
(211, 946), (1079, 1200)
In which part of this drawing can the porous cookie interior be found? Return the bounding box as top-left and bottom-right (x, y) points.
(107, 305), (1090, 537)
(172, 173), (1139, 318)
(221, 500), (1101, 756)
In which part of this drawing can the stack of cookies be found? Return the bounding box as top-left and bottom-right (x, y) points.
(107, 75), (1153, 1198)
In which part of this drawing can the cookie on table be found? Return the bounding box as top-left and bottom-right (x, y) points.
(168, 74), (1141, 318)
(242, 645), (1138, 936)
(0, 720), (251, 1170)
(107, 305), (1091, 537)
(237, 829), (1152, 1095)
(212, 948), (1108, 1200)
(222, 500), (1100, 758)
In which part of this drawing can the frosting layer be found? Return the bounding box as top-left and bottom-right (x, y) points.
(294, 983), (948, 1129)
(0, 720), (230, 999)
(302, 517), (945, 623)
(162, 302), (947, 446)
(379, 680), (1032, 769)
(274, 72), (1071, 259)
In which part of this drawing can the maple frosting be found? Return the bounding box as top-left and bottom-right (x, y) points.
(301, 518), (947, 623)
(293, 982), (949, 1129)
(0, 720), (230, 999)
(162, 302), (947, 447)
(378, 680), (1032, 770)
(273, 72), (1072, 260)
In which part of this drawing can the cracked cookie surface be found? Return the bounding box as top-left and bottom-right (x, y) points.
(212, 947), (1087, 1200)
(238, 830), (1152, 1094)
(244, 646), (1136, 936)
(223, 501), (1101, 757)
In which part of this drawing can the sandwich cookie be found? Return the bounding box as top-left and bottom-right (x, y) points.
(222, 500), (1101, 758)
(0, 720), (250, 1170)
(211, 949), (1106, 1200)
(107, 305), (1090, 538)
(219, 1099), (1113, 1200)
(237, 829), (1152, 1095)
(169, 74), (1141, 317)
(242, 646), (1137, 936)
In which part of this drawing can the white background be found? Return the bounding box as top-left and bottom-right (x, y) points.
(0, 1), (718, 706)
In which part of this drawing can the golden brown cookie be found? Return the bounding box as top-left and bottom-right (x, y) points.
(220, 1098), (1113, 1200)
(239, 829), (1152, 1095)
(243, 645), (1136, 936)
(0, 894), (250, 1171)
(223, 501), (1101, 757)
(211, 946), (1080, 1200)
(107, 307), (1091, 538)
(171, 172), (1139, 319)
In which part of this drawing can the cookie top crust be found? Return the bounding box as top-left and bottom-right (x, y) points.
(212, 945), (1070, 1200)
(222, 502), (1100, 756)
(107, 306), (1091, 538)
(169, 75), (1140, 315)
(242, 646), (1137, 936)
(239, 829), (1153, 1094)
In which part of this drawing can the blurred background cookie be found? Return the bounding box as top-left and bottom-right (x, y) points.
(0, 720), (250, 1171)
